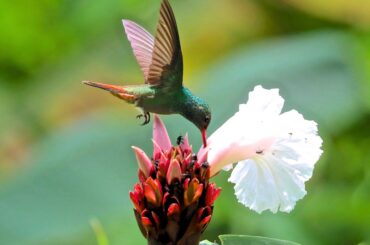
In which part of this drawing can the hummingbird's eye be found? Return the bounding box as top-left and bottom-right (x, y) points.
(204, 116), (210, 123)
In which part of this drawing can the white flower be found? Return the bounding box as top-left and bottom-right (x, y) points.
(202, 85), (323, 213)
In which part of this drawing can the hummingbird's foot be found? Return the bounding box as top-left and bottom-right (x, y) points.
(136, 112), (151, 125)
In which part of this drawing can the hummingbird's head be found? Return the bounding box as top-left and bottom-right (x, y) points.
(195, 104), (211, 131)
(181, 98), (211, 147)
(197, 105), (211, 148)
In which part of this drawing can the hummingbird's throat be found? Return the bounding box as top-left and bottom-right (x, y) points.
(201, 129), (207, 148)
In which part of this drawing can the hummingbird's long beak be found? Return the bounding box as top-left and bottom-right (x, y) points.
(201, 128), (207, 148)
(82, 81), (125, 94)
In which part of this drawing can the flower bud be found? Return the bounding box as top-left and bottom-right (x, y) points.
(132, 146), (153, 178)
(184, 178), (203, 207)
(205, 183), (221, 206)
(197, 206), (212, 230)
(144, 177), (162, 208)
(166, 159), (182, 184)
(129, 183), (144, 212)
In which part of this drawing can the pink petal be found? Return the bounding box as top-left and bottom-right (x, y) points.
(152, 139), (167, 160)
(153, 115), (172, 153)
(197, 146), (209, 164)
(166, 159), (182, 184)
(132, 146), (153, 177)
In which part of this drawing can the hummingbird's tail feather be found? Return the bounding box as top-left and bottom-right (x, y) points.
(82, 81), (137, 103)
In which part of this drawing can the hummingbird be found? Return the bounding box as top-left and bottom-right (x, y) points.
(83, 0), (211, 146)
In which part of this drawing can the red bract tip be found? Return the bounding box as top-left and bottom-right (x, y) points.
(130, 183), (145, 212)
(144, 177), (162, 207)
(141, 214), (152, 227)
(205, 183), (222, 206)
(184, 178), (203, 206)
(199, 215), (212, 228)
(197, 206), (212, 228)
(141, 209), (160, 229)
(167, 203), (180, 216)
(133, 183), (143, 194)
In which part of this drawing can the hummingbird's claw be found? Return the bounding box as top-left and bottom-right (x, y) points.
(143, 112), (151, 125)
(136, 112), (151, 125)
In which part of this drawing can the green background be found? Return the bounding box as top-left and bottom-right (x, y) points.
(0, 0), (369, 244)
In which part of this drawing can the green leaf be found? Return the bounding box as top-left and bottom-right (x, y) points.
(200, 240), (219, 245)
(218, 235), (300, 245)
(200, 235), (299, 245)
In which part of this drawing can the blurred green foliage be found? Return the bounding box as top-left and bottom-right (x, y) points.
(0, 0), (369, 244)
(201, 235), (300, 245)
(217, 235), (299, 245)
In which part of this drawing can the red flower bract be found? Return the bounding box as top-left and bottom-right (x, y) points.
(130, 115), (220, 245)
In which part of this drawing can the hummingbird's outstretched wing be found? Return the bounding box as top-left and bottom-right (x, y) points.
(122, 20), (155, 81)
(123, 0), (182, 88)
(147, 0), (183, 88)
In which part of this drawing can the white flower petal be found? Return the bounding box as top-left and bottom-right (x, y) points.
(222, 164), (233, 171)
(229, 143), (315, 213)
(206, 85), (287, 175)
(206, 85), (323, 213)
(238, 85), (284, 118)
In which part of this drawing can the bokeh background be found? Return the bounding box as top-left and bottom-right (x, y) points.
(0, 0), (369, 244)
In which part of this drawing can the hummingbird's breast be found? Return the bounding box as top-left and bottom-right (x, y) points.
(137, 86), (183, 114)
